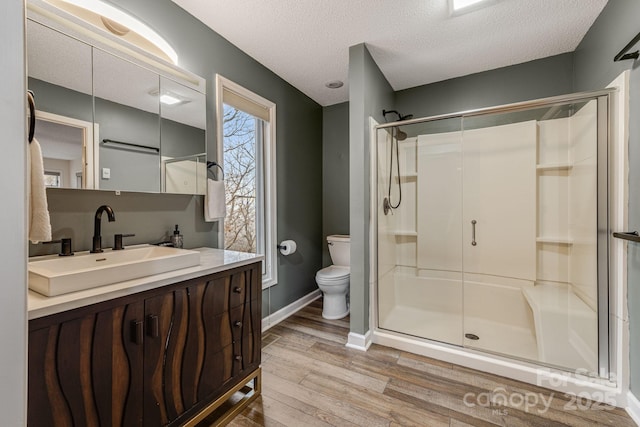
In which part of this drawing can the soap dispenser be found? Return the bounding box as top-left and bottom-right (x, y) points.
(171, 224), (184, 248)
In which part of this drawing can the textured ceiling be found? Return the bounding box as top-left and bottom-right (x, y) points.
(171, 0), (608, 106)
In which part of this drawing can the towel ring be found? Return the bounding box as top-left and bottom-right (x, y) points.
(207, 161), (225, 180)
(27, 91), (36, 143)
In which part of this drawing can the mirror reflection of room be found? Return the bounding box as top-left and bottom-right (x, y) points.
(26, 16), (206, 194)
(27, 19), (94, 190)
(37, 113), (92, 189)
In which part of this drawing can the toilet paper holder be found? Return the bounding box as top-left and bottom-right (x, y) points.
(277, 240), (297, 255)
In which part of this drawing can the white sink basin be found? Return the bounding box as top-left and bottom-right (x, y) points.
(29, 245), (201, 296)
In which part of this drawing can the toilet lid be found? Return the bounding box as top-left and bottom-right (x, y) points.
(327, 234), (350, 243)
(317, 265), (349, 280)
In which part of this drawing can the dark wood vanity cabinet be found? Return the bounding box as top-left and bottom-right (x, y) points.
(28, 262), (261, 427)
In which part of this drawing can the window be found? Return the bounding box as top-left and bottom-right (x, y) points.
(44, 170), (61, 188)
(216, 75), (277, 288)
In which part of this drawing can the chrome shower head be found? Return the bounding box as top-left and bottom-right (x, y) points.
(383, 110), (412, 141)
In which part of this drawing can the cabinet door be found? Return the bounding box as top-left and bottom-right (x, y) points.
(234, 298), (262, 377)
(142, 277), (237, 426)
(143, 286), (196, 426)
(143, 263), (261, 426)
(28, 302), (145, 427)
(462, 120), (537, 280)
(198, 263), (262, 400)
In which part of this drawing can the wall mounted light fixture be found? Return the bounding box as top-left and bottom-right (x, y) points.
(44, 0), (178, 64)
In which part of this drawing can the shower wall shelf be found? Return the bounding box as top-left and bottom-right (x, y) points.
(536, 237), (574, 245)
(536, 163), (573, 171)
(391, 231), (418, 237)
(394, 173), (418, 182)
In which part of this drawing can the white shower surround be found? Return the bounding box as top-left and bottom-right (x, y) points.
(368, 72), (630, 406)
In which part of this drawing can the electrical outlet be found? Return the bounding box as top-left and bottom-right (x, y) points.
(102, 167), (111, 179)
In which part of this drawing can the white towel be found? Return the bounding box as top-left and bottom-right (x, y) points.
(29, 138), (52, 243)
(204, 178), (226, 222)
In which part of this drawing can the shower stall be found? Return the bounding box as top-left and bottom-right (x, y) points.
(374, 89), (617, 379)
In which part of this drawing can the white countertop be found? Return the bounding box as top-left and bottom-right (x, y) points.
(28, 247), (263, 320)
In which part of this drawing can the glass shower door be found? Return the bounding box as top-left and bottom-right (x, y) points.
(375, 93), (609, 378)
(460, 114), (539, 362)
(460, 101), (601, 375)
(376, 118), (465, 346)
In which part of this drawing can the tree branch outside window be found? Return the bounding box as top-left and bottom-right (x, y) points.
(223, 105), (257, 253)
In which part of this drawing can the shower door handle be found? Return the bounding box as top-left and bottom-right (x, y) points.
(471, 220), (477, 246)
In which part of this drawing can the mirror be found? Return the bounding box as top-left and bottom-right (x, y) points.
(94, 48), (161, 192)
(27, 20), (95, 189)
(160, 77), (207, 194)
(26, 5), (207, 194)
(36, 112), (95, 189)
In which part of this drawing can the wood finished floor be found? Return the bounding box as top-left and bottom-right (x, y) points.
(218, 299), (635, 427)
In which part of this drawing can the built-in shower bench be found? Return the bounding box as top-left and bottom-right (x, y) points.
(523, 283), (598, 372)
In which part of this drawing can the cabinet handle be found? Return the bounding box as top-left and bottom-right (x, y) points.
(234, 355), (242, 362)
(233, 286), (242, 294)
(234, 321), (242, 328)
(131, 320), (144, 345)
(471, 220), (477, 246)
(147, 315), (159, 338)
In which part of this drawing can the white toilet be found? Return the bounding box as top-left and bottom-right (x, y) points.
(315, 234), (350, 319)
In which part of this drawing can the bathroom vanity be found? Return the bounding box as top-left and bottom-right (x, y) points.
(27, 248), (263, 427)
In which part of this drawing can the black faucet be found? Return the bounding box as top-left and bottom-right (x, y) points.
(91, 205), (116, 253)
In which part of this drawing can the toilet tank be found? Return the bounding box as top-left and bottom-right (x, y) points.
(327, 235), (350, 266)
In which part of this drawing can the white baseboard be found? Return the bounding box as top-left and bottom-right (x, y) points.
(262, 289), (321, 332)
(346, 330), (372, 351)
(628, 391), (640, 426)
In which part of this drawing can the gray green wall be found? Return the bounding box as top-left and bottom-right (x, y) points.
(28, 78), (92, 122)
(322, 102), (349, 267)
(162, 119), (205, 158)
(572, 0), (640, 402)
(95, 97), (161, 192)
(1, 0), (27, 423)
(395, 53), (575, 117)
(29, 189), (215, 256)
(37, 0), (323, 319)
(349, 44), (394, 335)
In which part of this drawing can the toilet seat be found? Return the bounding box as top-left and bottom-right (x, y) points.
(316, 266), (349, 284)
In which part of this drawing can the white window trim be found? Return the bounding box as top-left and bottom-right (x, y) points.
(215, 74), (278, 289)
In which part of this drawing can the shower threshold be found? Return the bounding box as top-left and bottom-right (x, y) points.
(380, 305), (538, 362)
